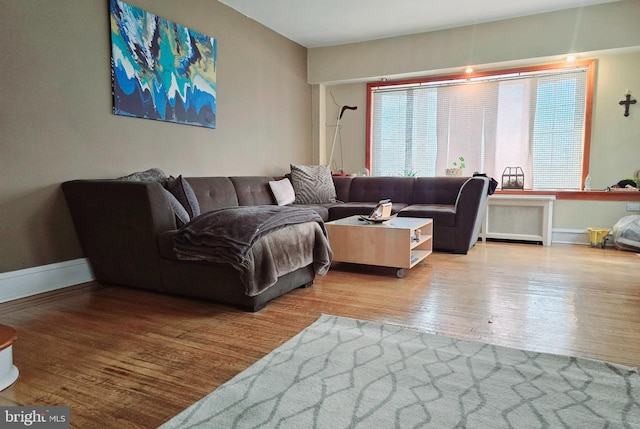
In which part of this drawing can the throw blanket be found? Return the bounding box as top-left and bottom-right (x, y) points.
(173, 206), (332, 296)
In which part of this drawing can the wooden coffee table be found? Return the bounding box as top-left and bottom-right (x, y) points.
(325, 216), (432, 278)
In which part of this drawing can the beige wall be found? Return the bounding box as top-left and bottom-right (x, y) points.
(308, 0), (640, 84)
(313, 1), (640, 232)
(0, 0), (311, 273)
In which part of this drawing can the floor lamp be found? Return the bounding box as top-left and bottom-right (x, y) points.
(328, 105), (357, 174)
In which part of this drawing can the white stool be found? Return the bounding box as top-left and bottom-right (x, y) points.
(0, 325), (18, 391)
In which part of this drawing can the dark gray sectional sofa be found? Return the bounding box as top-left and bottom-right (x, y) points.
(62, 174), (489, 311)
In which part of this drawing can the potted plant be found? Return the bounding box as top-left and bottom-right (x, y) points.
(446, 156), (465, 177)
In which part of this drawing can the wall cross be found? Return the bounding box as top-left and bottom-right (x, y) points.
(619, 92), (636, 117)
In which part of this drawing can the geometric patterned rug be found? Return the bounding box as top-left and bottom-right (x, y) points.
(158, 314), (640, 428)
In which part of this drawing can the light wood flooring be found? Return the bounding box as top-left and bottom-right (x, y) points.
(0, 241), (639, 428)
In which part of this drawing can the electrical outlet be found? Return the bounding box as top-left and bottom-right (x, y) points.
(626, 203), (640, 211)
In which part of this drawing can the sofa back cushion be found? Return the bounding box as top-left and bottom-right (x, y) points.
(186, 177), (240, 212)
(230, 176), (277, 206)
(332, 176), (353, 202)
(412, 177), (468, 205)
(348, 177), (415, 203)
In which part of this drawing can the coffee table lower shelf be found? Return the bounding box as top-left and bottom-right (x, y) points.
(325, 216), (433, 278)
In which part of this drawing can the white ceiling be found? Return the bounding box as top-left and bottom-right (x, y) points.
(219, 0), (622, 48)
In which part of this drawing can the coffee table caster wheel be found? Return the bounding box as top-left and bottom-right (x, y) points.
(396, 269), (405, 278)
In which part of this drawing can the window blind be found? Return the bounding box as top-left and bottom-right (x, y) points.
(370, 67), (588, 190)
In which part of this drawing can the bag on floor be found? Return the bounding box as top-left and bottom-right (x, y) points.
(612, 215), (640, 252)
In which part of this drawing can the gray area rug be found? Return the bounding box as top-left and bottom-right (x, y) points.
(159, 314), (640, 428)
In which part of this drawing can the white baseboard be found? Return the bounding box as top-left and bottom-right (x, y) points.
(552, 228), (613, 246)
(0, 258), (95, 304)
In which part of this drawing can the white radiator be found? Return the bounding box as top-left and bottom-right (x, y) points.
(480, 195), (556, 245)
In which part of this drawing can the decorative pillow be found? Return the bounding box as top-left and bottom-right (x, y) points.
(166, 175), (201, 219)
(117, 168), (167, 182)
(290, 164), (337, 204)
(269, 178), (296, 206)
(162, 189), (190, 227)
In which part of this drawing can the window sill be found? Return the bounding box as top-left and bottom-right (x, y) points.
(494, 189), (640, 201)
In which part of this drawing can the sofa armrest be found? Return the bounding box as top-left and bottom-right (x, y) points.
(453, 177), (489, 253)
(61, 180), (174, 290)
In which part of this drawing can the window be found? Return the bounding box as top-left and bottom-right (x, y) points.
(367, 60), (594, 190)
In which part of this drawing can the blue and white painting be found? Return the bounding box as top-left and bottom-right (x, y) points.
(110, 0), (217, 128)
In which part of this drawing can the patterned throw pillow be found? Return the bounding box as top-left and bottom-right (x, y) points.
(290, 164), (337, 204)
(166, 175), (201, 219)
(269, 178), (296, 206)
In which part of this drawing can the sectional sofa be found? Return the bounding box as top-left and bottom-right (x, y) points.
(62, 173), (489, 311)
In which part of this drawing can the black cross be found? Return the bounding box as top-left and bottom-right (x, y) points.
(619, 93), (636, 117)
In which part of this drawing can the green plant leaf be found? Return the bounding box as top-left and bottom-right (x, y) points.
(453, 156), (465, 169)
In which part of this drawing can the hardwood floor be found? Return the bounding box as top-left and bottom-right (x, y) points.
(0, 241), (639, 428)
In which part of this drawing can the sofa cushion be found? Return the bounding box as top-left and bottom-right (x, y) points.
(332, 176), (353, 202)
(398, 204), (457, 227)
(166, 175), (201, 219)
(329, 202), (408, 221)
(348, 177), (414, 203)
(187, 177), (240, 212)
(412, 177), (466, 205)
(292, 203), (333, 221)
(230, 176), (278, 206)
(269, 178), (295, 206)
(290, 164), (337, 204)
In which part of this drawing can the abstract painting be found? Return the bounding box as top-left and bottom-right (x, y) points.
(109, 0), (217, 128)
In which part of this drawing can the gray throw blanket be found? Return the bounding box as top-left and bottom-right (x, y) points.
(173, 206), (332, 296)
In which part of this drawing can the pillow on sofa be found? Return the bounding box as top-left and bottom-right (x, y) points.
(269, 178), (296, 206)
(166, 175), (201, 219)
(290, 164), (337, 204)
(162, 189), (190, 227)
